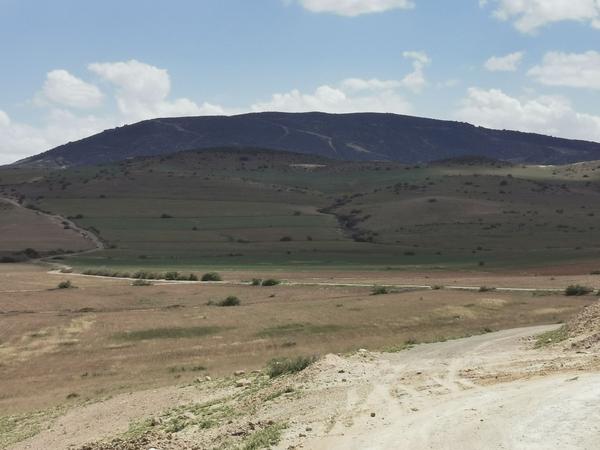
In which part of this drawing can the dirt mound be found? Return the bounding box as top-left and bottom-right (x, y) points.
(565, 301), (600, 350)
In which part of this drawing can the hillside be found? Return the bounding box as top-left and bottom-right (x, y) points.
(3, 148), (600, 270)
(14, 112), (600, 167)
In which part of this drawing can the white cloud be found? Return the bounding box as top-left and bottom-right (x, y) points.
(528, 51), (600, 89)
(0, 110), (10, 127)
(88, 59), (223, 121)
(456, 87), (600, 142)
(297, 0), (414, 16)
(341, 78), (402, 91)
(251, 83), (412, 114)
(39, 69), (104, 109)
(485, 0), (600, 33)
(484, 51), (524, 72)
(251, 51), (428, 113)
(400, 51), (430, 92)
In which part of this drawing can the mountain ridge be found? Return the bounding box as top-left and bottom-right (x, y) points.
(14, 111), (600, 167)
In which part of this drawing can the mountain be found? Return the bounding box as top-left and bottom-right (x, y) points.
(14, 112), (600, 167)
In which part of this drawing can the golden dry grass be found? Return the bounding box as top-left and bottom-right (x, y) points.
(0, 263), (595, 416)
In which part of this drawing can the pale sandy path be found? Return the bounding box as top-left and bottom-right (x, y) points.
(300, 325), (600, 450)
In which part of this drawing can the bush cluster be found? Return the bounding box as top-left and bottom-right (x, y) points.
(565, 285), (594, 296)
(201, 272), (222, 282)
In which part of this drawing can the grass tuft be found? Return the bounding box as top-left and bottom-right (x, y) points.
(371, 285), (390, 295)
(242, 422), (287, 450)
(216, 296), (241, 307)
(266, 356), (316, 378)
(535, 325), (569, 348)
(257, 323), (342, 338)
(57, 280), (74, 289)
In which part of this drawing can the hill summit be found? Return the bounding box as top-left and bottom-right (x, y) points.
(14, 112), (600, 167)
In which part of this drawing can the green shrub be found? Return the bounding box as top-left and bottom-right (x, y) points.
(242, 422), (286, 450)
(188, 273), (199, 281)
(479, 286), (495, 292)
(165, 271), (180, 280)
(57, 280), (73, 289)
(565, 285), (593, 296)
(216, 296), (241, 307)
(266, 356), (317, 378)
(371, 286), (389, 295)
(202, 272), (222, 282)
(262, 278), (281, 286)
(251, 278), (262, 286)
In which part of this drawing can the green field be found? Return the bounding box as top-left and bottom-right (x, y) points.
(2, 149), (600, 270)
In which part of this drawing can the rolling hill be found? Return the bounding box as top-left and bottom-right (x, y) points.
(3, 148), (600, 269)
(13, 112), (600, 167)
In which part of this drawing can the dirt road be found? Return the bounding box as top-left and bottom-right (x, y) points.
(302, 325), (600, 450)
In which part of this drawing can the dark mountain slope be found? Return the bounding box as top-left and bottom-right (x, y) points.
(15, 112), (600, 167)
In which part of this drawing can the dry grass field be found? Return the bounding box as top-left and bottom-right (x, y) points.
(1, 263), (595, 422)
(0, 199), (94, 256)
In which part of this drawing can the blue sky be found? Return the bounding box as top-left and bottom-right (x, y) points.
(1, 0), (600, 163)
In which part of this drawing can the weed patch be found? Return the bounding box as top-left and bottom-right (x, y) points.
(257, 323), (342, 338)
(266, 356), (316, 378)
(535, 326), (569, 348)
(114, 326), (223, 341)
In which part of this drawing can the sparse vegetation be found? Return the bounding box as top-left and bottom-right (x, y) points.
(242, 422), (287, 450)
(565, 285), (593, 296)
(266, 356), (317, 378)
(251, 278), (262, 286)
(132, 279), (152, 286)
(57, 280), (73, 289)
(535, 325), (569, 348)
(383, 339), (418, 353)
(371, 285), (390, 295)
(261, 278), (281, 286)
(216, 296), (241, 307)
(114, 326), (223, 341)
(258, 323), (342, 338)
